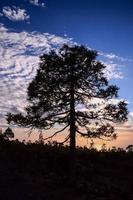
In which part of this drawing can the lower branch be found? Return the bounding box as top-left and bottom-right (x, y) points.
(57, 134), (70, 145)
(76, 129), (88, 136)
(43, 124), (69, 141)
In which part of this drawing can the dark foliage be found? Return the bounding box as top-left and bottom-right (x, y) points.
(7, 45), (128, 151)
(3, 127), (14, 139)
(0, 137), (133, 200)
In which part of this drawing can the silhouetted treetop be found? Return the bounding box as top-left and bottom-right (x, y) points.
(7, 44), (128, 152)
(3, 127), (14, 139)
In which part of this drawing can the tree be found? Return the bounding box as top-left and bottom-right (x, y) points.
(0, 128), (4, 140)
(7, 45), (128, 152)
(126, 145), (133, 152)
(3, 127), (14, 139)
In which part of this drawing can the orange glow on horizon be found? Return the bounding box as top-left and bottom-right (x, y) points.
(1, 126), (133, 150)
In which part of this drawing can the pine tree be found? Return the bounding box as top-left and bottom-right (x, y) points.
(3, 127), (14, 139)
(7, 45), (128, 152)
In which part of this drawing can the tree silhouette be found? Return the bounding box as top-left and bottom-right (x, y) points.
(7, 45), (128, 152)
(0, 128), (2, 135)
(3, 127), (14, 139)
(126, 145), (133, 152)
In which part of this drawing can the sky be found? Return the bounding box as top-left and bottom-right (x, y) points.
(0, 0), (133, 148)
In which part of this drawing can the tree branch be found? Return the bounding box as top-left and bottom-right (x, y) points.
(76, 129), (88, 136)
(43, 124), (69, 141)
(48, 111), (70, 118)
(76, 111), (98, 119)
(25, 127), (34, 137)
(57, 134), (70, 144)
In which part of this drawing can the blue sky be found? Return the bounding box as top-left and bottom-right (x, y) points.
(0, 0), (133, 147)
(1, 0), (133, 55)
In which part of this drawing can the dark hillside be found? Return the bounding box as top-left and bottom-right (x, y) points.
(0, 137), (133, 200)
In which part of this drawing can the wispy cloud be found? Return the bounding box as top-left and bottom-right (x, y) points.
(115, 112), (133, 132)
(129, 112), (133, 118)
(0, 23), (72, 126)
(0, 23), (131, 127)
(2, 6), (30, 21)
(100, 52), (132, 62)
(98, 51), (132, 80)
(102, 62), (123, 79)
(29, 0), (45, 7)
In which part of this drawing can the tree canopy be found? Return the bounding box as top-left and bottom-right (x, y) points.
(7, 44), (128, 152)
(3, 127), (14, 139)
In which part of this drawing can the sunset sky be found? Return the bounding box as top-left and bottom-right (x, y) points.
(0, 0), (133, 148)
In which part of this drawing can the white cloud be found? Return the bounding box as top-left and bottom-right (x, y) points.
(0, 23), (129, 127)
(102, 62), (123, 79)
(0, 23), (72, 126)
(99, 52), (132, 62)
(2, 6), (30, 21)
(98, 51), (132, 80)
(129, 112), (133, 118)
(105, 53), (125, 61)
(115, 112), (133, 131)
(29, 0), (45, 7)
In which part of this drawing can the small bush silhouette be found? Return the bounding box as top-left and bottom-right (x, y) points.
(3, 127), (14, 139)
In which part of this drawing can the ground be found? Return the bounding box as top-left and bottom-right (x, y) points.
(0, 137), (133, 200)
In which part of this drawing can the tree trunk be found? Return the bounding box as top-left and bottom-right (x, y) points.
(69, 65), (76, 153)
(70, 97), (76, 153)
(69, 79), (76, 181)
